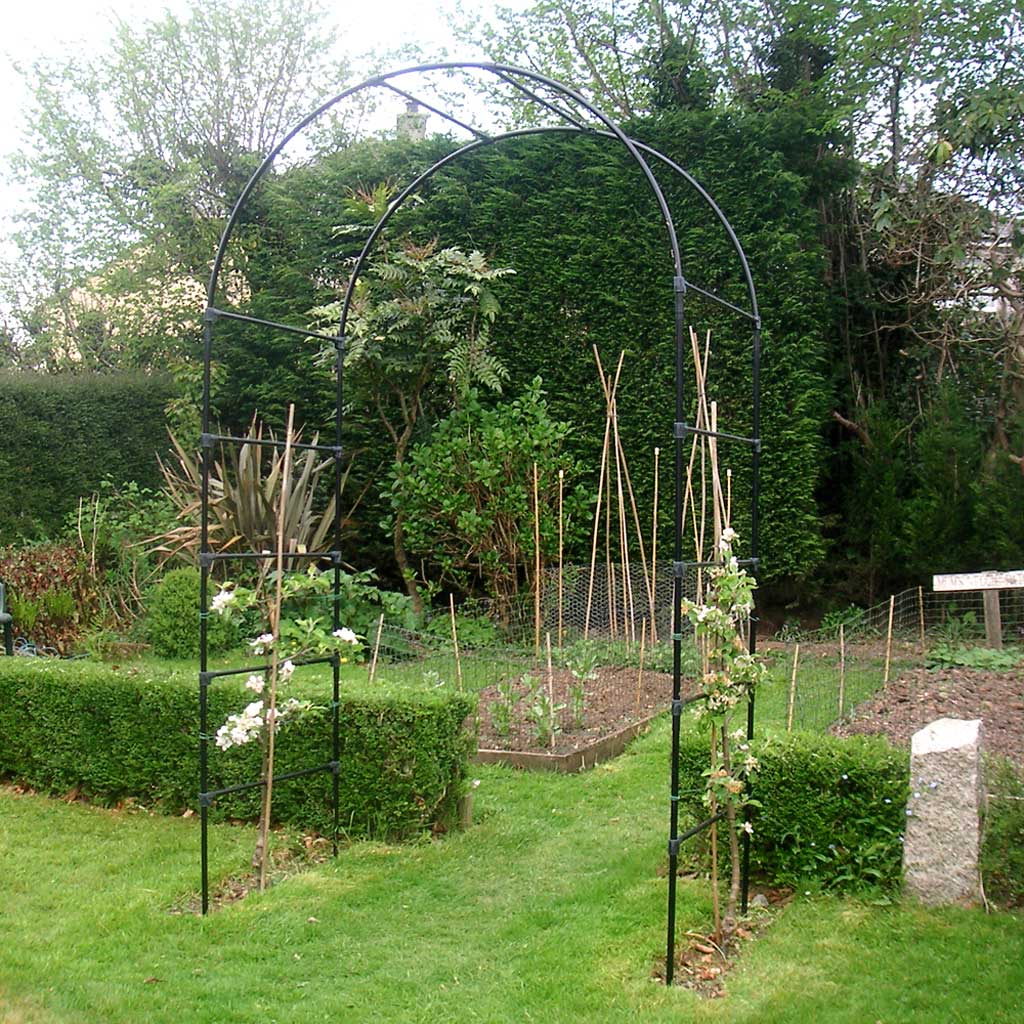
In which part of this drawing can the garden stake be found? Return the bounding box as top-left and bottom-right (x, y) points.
(838, 623), (846, 719)
(450, 593), (463, 692)
(635, 618), (647, 715)
(918, 585), (926, 654)
(584, 346), (614, 638)
(558, 468), (564, 648)
(533, 461), (541, 661)
(259, 403), (296, 892)
(545, 632), (556, 750)
(368, 613), (384, 684)
(651, 447), (660, 642)
(884, 594), (895, 686)
(618, 403), (654, 645)
(709, 723), (721, 942)
(604, 352), (631, 641)
(787, 643), (800, 733)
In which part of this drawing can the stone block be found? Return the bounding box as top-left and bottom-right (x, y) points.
(903, 717), (984, 906)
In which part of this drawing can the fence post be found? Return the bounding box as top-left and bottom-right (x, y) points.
(787, 643), (800, 732)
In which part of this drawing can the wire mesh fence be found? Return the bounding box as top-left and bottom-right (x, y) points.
(352, 577), (1022, 738)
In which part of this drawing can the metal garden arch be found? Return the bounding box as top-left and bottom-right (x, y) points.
(199, 61), (762, 985)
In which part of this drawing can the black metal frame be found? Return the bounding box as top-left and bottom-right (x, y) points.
(199, 63), (762, 983)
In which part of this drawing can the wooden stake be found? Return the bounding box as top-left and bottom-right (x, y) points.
(709, 722), (721, 943)
(616, 412), (653, 645)
(787, 643), (800, 733)
(533, 461), (541, 661)
(838, 624), (846, 719)
(259, 403), (296, 892)
(918, 585), (926, 655)
(884, 594), (895, 686)
(450, 593), (463, 692)
(635, 618), (647, 715)
(584, 346), (615, 638)
(651, 447), (660, 642)
(606, 353), (634, 643)
(558, 469), (564, 648)
(545, 632), (556, 750)
(368, 613), (384, 684)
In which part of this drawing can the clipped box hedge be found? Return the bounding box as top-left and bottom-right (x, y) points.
(676, 728), (909, 891)
(0, 658), (475, 838)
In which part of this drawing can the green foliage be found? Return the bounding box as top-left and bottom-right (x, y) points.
(488, 678), (522, 739)
(423, 610), (500, 650)
(0, 371), (173, 544)
(677, 728), (908, 891)
(393, 379), (594, 621)
(819, 605), (866, 638)
(926, 643), (1024, 672)
(526, 681), (565, 748)
(0, 658), (475, 837)
(156, 419), (343, 569)
(144, 568), (237, 659)
(3, 0), (346, 371)
(982, 757), (1024, 909)
(0, 542), (103, 653)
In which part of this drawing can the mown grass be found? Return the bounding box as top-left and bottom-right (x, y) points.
(3, 716), (1023, 1024)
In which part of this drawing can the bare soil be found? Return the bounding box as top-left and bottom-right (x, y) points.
(475, 665), (688, 756)
(832, 665), (1024, 768)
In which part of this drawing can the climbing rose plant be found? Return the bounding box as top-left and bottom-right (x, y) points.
(210, 565), (362, 750)
(679, 527), (766, 947)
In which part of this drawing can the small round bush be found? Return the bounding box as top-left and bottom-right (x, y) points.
(145, 568), (236, 659)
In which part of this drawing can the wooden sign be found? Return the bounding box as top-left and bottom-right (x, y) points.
(932, 570), (1024, 649)
(933, 570), (1024, 593)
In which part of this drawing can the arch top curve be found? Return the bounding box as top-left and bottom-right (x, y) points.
(206, 60), (757, 328)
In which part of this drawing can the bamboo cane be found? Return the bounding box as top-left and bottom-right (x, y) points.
(533, 461), (541, 662)
(259, 403), (295, 892)
(545, 632), (556, 750)
(368, 613), (384, 684)
(635, 618), (647, 715)
(610, 377), (635, 644)
(450, 593), (463, 692)
(651, 447), (660, 642)
(787, 643), (800, 733)
(884, 594), (895, 686)
(709, 722), (721, 943)
(838, 624), (846, 719)
(918, 585), (926, 655)
(558, 468), (564, 648)
(584, 347), (614, 639)
(617, 410), (654, 644)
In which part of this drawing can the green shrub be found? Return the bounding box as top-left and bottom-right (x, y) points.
(0, 370), (173, 544)
(676, 727), (908, 892)
(0, 659), (475, 837)
(982, 757), (1024, 909)
(144, 567), (236, 658)
(0, 542), (101, 653)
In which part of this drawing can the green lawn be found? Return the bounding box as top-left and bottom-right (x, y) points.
(2, 717), (1022, 1023)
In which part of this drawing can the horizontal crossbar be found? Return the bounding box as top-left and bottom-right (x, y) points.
(667, 808), (730, 857)
(206, 306), (342, 346)
(674, 422), (760, 447)
(200, 655), (337, 684)
(201, 433), (341, 456)
(200, 761), (335, 804)
(200, 550), (340, 566)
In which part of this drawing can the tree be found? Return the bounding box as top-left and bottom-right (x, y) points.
(312, 238), (516, 614)
(390, 378), (594, 625)
(2, 0), (348, 369)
